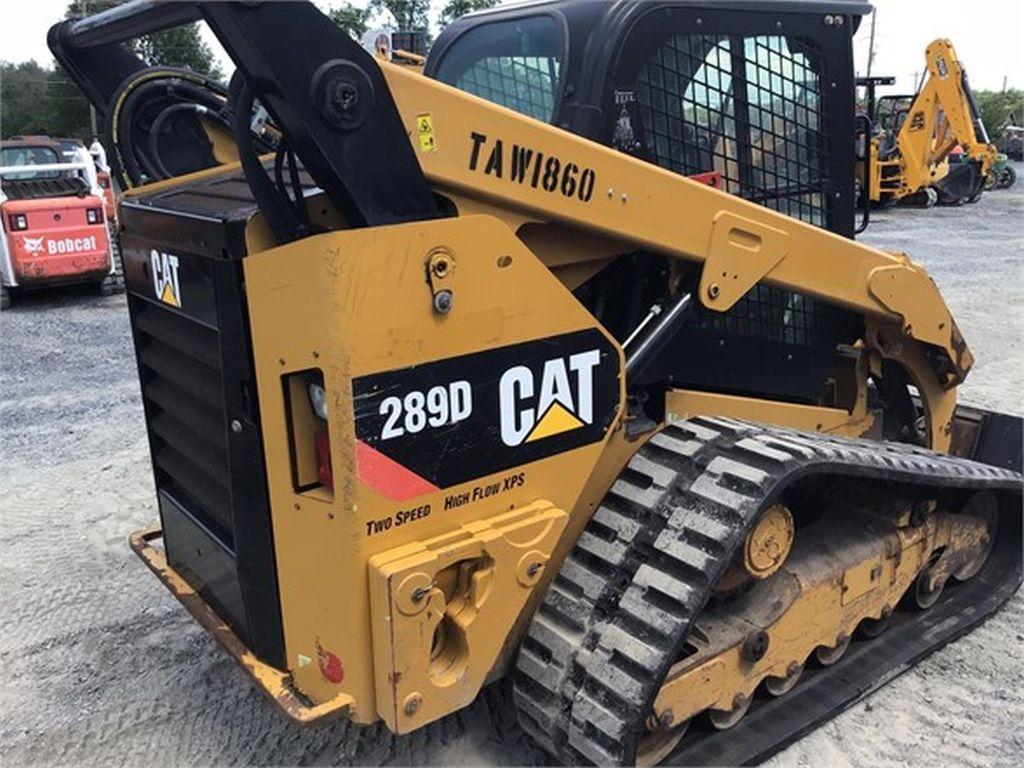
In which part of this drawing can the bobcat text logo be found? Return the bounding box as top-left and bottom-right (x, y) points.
(21, 236), (44, 254)
(151, 249), (182, 308)
(499, 350), (601, 447)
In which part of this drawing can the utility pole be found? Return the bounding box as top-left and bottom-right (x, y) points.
(80, 0), (99, 139)
(1003, 75), (1008, 93)
(866, 8), (877, 77)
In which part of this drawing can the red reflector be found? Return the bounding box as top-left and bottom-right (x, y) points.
(315, 425), (333, 491)
(688, 171), (722, 189)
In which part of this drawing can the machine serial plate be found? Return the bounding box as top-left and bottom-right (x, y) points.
(352, 328), (619, 497)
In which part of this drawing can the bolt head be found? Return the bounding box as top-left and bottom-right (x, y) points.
(230, 419), (243, 434)
(708, 283), (721, 300)
(742, 630), (770, 662)
(433, 289), (453, 314)
(404, 694), (422, 716)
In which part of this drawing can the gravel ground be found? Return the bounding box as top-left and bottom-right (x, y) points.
(1, 166), (1021, 767)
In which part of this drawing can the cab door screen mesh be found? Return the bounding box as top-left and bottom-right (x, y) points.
(634, 33), (835, 354)
(636, 33), (829, 224)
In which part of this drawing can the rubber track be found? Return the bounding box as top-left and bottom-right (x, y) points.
(513, 416), (1023, 765)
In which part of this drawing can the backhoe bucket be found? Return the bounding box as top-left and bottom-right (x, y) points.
(934, 160), (984, 204)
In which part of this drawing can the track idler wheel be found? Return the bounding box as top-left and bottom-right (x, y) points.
(953, 491), (999, 581)
(815, 633), (851, 666)
(764, 662), (804, 696)
(708, 693), (752, 730)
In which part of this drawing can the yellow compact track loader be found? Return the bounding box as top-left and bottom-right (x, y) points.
(857, 39), (997, 208)
(51, 1), (1022, 765)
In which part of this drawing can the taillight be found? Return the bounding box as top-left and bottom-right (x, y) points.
(307, 380), (333, 491)
(86, 207), (103, 225)
(9, 213), (28, 231)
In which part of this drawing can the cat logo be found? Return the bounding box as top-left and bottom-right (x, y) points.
(498, 350), (601, 447)
(151, 249), (182, 308)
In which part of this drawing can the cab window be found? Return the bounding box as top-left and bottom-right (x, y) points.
(434, 15), (564, 123)
(0, 145), (61, 180)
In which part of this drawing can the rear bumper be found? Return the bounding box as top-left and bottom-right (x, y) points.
(129, 525), (353, 725)
(8, 229), (111, 286)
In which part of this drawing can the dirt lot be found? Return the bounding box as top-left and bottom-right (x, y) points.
(1, 167), (1021, 767)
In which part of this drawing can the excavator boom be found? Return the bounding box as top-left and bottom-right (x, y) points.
(863, 38), (997, 206)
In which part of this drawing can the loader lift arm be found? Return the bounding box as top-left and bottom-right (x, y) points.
(231, 5), (971, 445)
(51, 0), (970, 448)
(51, 0), (971, 447)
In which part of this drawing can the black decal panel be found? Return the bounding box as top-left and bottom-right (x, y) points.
(353, 329), (619, 490)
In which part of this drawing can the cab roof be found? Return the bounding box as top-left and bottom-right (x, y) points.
(457, 0), (872, 23)
(428, 0), (872, 90)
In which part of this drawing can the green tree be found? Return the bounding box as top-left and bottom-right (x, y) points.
(44, 69), (93, 139)
(973, 89), (1024, 135)
(439, 0), (499, 28)
(1, 61), (52, 137)
(329, 2), (373, 39)
(371, 0), (431, 31)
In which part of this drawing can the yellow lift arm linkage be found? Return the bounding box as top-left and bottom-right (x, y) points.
(380, 62), (969, 449)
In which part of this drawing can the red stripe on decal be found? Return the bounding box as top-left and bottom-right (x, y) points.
(355, 440), (439, 501)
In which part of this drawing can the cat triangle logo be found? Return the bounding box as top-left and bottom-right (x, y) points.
(159, 280), (180, 308)
(526, 401), (585, 443)
(151, 249), (182, 308)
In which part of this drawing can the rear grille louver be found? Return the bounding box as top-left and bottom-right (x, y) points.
(134, 301), (234, 547)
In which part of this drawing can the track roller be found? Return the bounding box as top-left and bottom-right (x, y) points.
(815, 633), (851, 666)
(764, 661), (804, 696)
(708, 693), (752, 730)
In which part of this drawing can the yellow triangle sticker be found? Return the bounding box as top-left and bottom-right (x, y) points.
(160, 282), (180, 308)
(526, 401), (584, 443)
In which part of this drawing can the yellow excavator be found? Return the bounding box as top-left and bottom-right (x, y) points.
(858, 39), (997, 208)
(50, 1), (1021, 765)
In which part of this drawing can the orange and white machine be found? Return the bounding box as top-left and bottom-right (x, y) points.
(0, 137), (116, 309)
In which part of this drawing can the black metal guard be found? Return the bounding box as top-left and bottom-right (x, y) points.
(49, 0), (441, 230)
(854, 112), (872, 234)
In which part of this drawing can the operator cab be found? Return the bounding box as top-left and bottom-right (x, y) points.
(427, 0), (870, 238)
(427, 0), (870, 405)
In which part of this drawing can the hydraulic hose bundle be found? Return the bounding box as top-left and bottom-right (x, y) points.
(105, 67), (236, 188)
(106, 66), (310, 244)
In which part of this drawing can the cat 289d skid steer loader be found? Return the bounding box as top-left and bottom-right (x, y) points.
(50, 1), (1022, 765)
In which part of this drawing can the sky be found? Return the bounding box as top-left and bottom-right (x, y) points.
(2, 0), (1022, 93)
